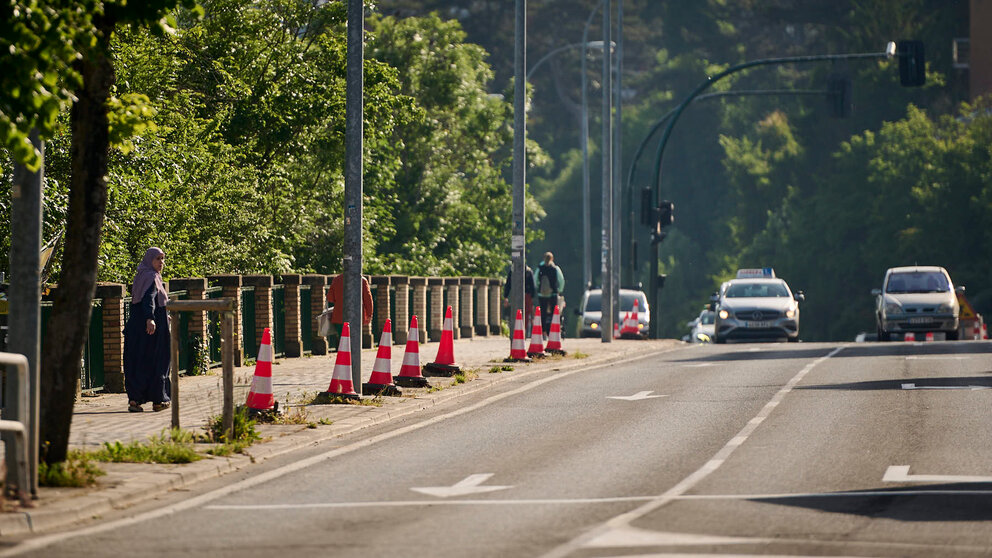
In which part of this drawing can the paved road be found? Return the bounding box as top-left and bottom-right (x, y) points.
(3, 340), (991, 557)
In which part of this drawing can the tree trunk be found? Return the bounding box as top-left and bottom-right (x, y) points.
(39, 35), (115, 464)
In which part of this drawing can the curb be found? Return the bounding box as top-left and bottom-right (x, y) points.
(0, 340), (681, 536)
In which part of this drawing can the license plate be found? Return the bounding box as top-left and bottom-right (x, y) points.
(909, 317), (933, 324)
(746, 321), (773, 328)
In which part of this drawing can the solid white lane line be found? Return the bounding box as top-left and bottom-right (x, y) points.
(0, 346), (677, 557)
(540, 346), (845, 558)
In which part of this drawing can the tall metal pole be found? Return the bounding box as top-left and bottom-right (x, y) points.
(599, 0), (613, 342)
(613, 0), (623, 308)
(511, 0), (526, 333)
(344, 0), (364, 391)
(6, 131), (42, 497)
(580, 2), (601, 293)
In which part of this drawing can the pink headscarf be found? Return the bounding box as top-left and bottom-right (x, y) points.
(131, 247), (168, 307)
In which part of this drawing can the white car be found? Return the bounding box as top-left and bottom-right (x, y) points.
(685, 309), (716, 343)
(714, 269), (803, 343)
(577, 288), (650, 338)
(872, 266), (963, 341)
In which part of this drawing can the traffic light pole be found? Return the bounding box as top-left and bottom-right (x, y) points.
(646, 44), (898, 339)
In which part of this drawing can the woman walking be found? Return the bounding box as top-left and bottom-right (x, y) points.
(123, 247), (171, 412)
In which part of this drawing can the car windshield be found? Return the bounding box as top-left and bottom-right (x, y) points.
(886, 271), (949, 293)
(724, 282), (790, 298)
(699, 311), (715, 325)
(583, 292), (647, 313)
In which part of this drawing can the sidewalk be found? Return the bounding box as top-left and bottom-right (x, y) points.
(0, 333), (682, 536)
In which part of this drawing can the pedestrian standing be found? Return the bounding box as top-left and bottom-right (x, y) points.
(325, 274), (374, 341)
(536, 252), (565, 336)
(123, 247), (171, 413)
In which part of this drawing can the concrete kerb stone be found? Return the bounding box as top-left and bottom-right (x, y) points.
(0, 337), (682, 537)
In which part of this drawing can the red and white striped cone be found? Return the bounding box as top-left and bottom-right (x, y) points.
(362, 319), (402, 396)
(425, 305), (461, 377)
(505, 309), (532, 362)
(545, 305), (566, 355)
(527, 306), (546, 358)
(614, 318), (621, 339)
(925, 331), (934, 342)
(395, 315), (430, 388)
(904, 332), (916, 342)
(983, 322), (988, 340)
(318, 322), (360, 401)
(245, 327), (278, 416)
(620, 301), (641, 338)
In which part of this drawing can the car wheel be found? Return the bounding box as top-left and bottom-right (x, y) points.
(714, 334), (725, 344)
(945, 329), (959, 341)
(787, 336), (799, 343)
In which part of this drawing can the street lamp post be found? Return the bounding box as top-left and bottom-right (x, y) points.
(645, 43), (897, 339)
(581, 0), (609, 295)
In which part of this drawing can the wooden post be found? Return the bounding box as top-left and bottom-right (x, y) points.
(166, 298), (237, 433)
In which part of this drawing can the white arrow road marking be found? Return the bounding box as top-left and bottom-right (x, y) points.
(607, 390), (667, 401)
(901, 383), (991, 390)
(584, 525), (773, 547)
(883, 465), (992, 484)
(683, 362), (717, 368)
(411, 473), (511, 498)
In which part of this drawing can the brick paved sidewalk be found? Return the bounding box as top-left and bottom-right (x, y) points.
(0, 335), (682, 536)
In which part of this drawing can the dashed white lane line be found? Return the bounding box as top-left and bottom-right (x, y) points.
(540, 346), (845, 558)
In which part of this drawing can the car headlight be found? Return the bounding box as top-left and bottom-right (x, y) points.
(589, 322), (599, 330)
(718, 309), (730, 319)
(785, 307), (796, 318)
(938, 303), (953, 313)
(884, 301), (902, 314)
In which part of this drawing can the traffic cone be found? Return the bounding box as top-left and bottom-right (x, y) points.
(620, 301), (641, 338)
(424, 306), (461, 377)
(983, 322), (988, 340)
(527, 306), (546, 358)
(245, 327), (279, 417)
(925, 331), (934, 342)
(317, 322), (360, 401)
(904, 332), (916, 342)
(395, 315), (430, 388)
(614, 318), (621, 339)
(545, 305), (566, 356)
(362, 319), (401, 396)
(505, 309), (532, 362)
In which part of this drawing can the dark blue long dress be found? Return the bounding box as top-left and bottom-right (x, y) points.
(123, 284), (171, 405)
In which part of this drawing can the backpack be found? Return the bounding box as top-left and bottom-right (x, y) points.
(538, 264), (558, 296)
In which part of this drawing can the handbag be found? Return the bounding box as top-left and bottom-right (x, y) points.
(317, 308), (334, 337)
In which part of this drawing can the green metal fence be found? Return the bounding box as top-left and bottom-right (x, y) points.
(300, 285), (313, 354)
(271, 284), (285, 357)
(42, 299), (104, 392)
(241, 286), (256, 359)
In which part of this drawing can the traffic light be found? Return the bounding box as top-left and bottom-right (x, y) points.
(657, 200), (674, 227)
(897, 40), (925, 87)
(827, 75), (852, 118)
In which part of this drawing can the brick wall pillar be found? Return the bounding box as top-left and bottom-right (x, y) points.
(474, 277), (489, 336)
(281, 274), (303, 357)
(459, 277), (474, 338)
(428, 278), (445, 341)
(489, 278), (503, 335)
(392, 275), (410, 344)
(410, 277), (428, 342)
(168, 278), (208, 370)
(96, 283), (126, 393)
(208, 275), (244, 366)
(243, 275), (273, 348)
(302, 274), (329, 355)
(445, 278), (461, 340)
(371, 275), (390, 346)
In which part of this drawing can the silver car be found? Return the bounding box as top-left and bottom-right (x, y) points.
(872, 266), (963, 341)
(577, 288), (650, 338)
(714, 278), (803, 343)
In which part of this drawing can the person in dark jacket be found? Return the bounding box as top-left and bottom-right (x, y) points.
(536, 252), (565, 336)
(504, 264), (536, 331)
(123, 247), (171, 413)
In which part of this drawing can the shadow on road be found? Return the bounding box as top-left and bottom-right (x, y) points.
(673, 341), (992, 363)
(752, 484), (992, 521)
(799, 374), (992, 391)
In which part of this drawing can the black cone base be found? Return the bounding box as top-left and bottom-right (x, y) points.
(362, 383), (402, 397)
(423, 362), (461, 377)
(394, 375), (431, 388)
(314, 391), (361, 404)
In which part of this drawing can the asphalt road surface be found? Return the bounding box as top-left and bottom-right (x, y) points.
(3, 340), (991, 557)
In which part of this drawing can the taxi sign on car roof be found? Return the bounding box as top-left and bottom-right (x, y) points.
(736, 268), (775, 278)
